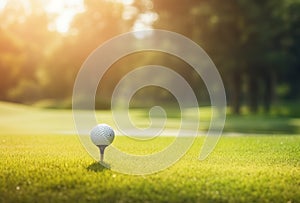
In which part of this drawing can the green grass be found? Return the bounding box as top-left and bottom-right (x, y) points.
(1, 101), (300, 135)
(1, 135), (299, 203)
(0, 101), (300, 202)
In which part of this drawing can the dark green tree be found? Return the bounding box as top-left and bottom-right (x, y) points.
(151, 0), (300, 114)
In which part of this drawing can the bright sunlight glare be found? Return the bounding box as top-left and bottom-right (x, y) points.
(119, 0), (134, 5)
(133, 12), (158, 39)
(109, 0), (134, 5)
(45, 0), (85, 34)
(45, 0), (135, 34)
(0, 0), (154, 35)
(0, 0), (8, 11)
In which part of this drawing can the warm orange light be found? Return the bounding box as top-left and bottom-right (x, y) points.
(0, 0), (8, 11)
(45, 0), (85, 34)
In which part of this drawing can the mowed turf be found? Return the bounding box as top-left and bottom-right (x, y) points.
(0, 102), (300, 202)
(1, 135), (299, 203)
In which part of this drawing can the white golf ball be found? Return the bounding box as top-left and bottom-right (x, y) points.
(90, 124), (115, 146)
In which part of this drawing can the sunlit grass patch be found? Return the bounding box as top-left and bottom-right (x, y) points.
(0, 134), (299, 202)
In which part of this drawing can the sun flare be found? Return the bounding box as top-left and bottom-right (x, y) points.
(45, 0), (85, 33)
(0, 0), (8, 11)
(0, 0), (155, 34)
(44, 0), (135, 33)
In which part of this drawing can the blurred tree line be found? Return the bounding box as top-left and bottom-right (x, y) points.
(0, 0), (299, 113)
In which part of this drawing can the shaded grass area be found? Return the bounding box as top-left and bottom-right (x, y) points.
(132, 105), (300, 134)
(0, 134), (299, 202)
(0, 101), (300, 135)
(225, 115), (300, 134)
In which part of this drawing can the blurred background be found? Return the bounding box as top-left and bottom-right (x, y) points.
(0, 0), (299, 115)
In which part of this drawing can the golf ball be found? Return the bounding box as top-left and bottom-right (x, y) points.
(90, 124), (115, 146)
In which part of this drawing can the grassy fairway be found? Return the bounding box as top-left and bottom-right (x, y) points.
(0, 134), (299, 203)
(0, 102), (300, 202)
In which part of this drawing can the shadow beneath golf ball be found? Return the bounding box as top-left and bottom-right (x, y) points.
(87, 162), (111, 172)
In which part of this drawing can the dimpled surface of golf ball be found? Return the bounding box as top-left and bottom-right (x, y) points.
(90, 124), (115, 146)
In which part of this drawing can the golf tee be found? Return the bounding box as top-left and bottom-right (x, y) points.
(98, 145), (107, 163)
